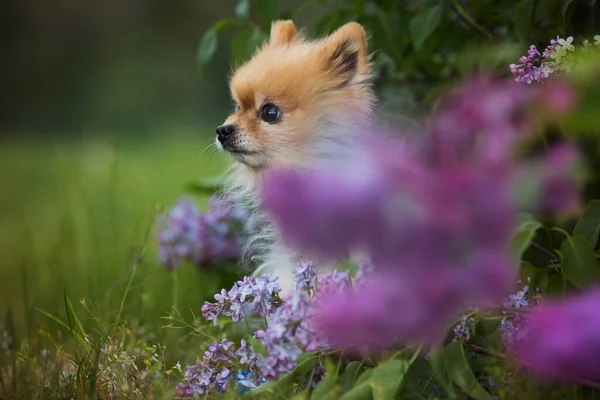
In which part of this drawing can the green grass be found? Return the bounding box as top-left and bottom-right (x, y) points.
(0, 133), (237, 398)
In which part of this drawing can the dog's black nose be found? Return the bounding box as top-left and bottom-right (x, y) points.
(216, 124), (235, 143)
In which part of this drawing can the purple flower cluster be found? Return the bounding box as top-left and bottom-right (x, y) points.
(201, 273), (282, 322)
(156, 196), (250, 269)
(193, 261), (352, 387)
(260, 77), (580, 351)
(508, 288), (600, 382)
(255, 290), (315, 379)
(509, 36), (577, 84)
(255, 262), (346, 380)
(293, 260), (318, 294)
(176, 338), (265, 398)
(511, 35), (600, 84)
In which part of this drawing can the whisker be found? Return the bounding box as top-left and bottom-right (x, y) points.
(199, 143), (217, 158)
(207, 147), (221, 163)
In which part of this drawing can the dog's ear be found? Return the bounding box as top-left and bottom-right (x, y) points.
(269, 20), (298, 46)
(322, 23), (370, 77)
(320, 23), (370, 88)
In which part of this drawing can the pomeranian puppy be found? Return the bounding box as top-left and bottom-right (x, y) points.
(215, 20), (375, 290)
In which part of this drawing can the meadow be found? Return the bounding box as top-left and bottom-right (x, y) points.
(0, 133), (232, 397)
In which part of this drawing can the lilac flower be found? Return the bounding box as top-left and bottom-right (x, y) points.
(236, 339), (257, 367)
(509, 44), (547, 84)
(510, 36), (596, 84)
(314, 263), (512, 350)
(156, 195), (250, 270)
(505, 291), (529, 309)
(316, 269), (353, 297)
(500, 312), (532, 349)
(504, 279), (530, 309)
(156, 198), (202, 269)
(176, 338), (266, 398)
(176, 362), (214, 397)
(354, 258), (375, 287)
(256, 291), (323, 379)
(293, 260), (318, 294)
(201, 273), (281, 323)
(509, 288), (600, 382)
(454, 316), (475, 342)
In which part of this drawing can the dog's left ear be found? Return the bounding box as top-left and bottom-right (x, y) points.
(269, 20), (298, 46)
(321, 22), (370, 84)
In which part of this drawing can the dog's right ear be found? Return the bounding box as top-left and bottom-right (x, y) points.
(269, 20), (298, 46)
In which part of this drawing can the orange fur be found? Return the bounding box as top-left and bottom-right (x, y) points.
(218, 20), (374, 170)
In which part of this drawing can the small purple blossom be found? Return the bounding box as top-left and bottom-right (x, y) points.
(504, 279), (530, 309)
(293, 260), (318, 294)
(316, 269), (353, 297)
(454, 316), (474, 342)
(201, 273), (282, 323)
(500, 312), (533, 349)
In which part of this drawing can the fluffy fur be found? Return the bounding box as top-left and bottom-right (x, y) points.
(216, 20), (376, 290)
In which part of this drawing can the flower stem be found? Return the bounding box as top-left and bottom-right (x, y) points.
(450, 0), (494, 40)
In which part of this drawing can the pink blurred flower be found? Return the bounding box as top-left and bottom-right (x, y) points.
(510, 288), (600, 382)
(260, 77), (581, 351)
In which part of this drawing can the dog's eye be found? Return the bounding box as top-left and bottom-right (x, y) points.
(234, 105), (241, 112)
(260, 104), (280, 123)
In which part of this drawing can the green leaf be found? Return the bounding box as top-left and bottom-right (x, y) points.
(235, 0), (250, 19)
(429, 344), (456, 399)
(519, 261), (548, 293)
(313, 9), (359, 37)
(340, 381), (373, 400)
(35, 307), (91, 352)
(514, 0), (535, 44)
(231, 28), (268, 65)
(409, 5), (443, 49)
(339, 361), (363, 393)
(340, 368), (374, 400)
(197, 27), (219, 76)
(371, 12), (406, 64)
(370, 359), (410, 400)
(561, 0), (578, 30)
(444, 341), (493, 400)
(186, 176), (225, 195)
(256, 0), (281, 28)
(560, 235), (600, 288)
(573, 200), (600, 249)
(311, 374), (336, 400)
(545, 271), (562, 294)
(475, 316), (502, 336)
(215, 19), (240, 33)
(510, 213), (542, 261)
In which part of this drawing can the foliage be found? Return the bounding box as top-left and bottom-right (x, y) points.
(198, 0), (600, 119)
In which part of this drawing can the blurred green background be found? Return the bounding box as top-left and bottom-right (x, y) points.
(0, 1), (252, 333)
